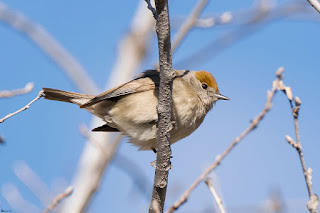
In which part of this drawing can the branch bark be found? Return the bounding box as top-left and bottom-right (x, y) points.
(149, 0), (174, 212)
(172, 0), (209, 52)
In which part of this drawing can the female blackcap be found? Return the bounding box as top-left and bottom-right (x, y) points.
(43, 69), (229, 150)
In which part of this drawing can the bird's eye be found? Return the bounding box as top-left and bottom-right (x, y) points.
(202, 83), (208, 89)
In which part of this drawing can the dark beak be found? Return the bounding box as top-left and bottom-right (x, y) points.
(215, 93), (230, 100)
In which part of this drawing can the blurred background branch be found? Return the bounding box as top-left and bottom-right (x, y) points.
(172, 0), (210, 52)
(0, 82), (34, 98)
(0, 2), (98, 94)
(204, 177), (226, 213)
(174, 0), (319, 69)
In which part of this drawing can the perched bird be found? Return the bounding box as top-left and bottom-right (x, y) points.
(43, 69), (228, 151)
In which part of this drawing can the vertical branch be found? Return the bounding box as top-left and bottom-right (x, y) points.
(149, 0), (174, 212)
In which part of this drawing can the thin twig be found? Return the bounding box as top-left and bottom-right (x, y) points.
(166, 67), (284, 213)
(307, 0), (320, 13)
(204, 177), (226, 213)
(43, 186), (73, 213)
(0, 82), (34, 98)
(145, 0), (157, 19)
(283, 90), (319, 212)
(0, 90), (44, 123)
(172, 0), (209, 52)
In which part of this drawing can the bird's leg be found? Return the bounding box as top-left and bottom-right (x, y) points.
(149, 121), (175, 167)
(150, 147), (157, 167)
(152, 147), (157, 153)
(170, 120), (176, 131)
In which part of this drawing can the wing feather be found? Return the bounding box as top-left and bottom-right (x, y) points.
(80, 70), (160, 108)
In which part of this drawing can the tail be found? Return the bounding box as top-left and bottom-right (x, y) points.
(43, 88), (94, 106)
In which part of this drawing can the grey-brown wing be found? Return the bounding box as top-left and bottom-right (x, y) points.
(80, 70), (160, 108)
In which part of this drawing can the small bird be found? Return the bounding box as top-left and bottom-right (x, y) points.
(43, 70), (229, 151)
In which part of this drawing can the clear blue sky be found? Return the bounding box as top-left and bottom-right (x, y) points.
(1, 0), (320, 212)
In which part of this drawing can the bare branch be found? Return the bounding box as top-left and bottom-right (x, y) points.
(167, 67), (284, 212)
(204, 177), (226, 213)
(149, 0), (174, 212)
(0, 2), (98, 94)
(282, 87), (319, 212)
(307, 0), (320, 13)
(43, 186), (73, 213)
(0, 82), (34, 98)
(172, 0), (209, 52)
(0, 90), (44, 123)
(145, 0), (157, 19)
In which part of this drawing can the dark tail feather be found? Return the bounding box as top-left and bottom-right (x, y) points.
(92, 124), (119, 132)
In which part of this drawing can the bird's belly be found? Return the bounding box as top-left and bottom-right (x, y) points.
(108, 87), (205, 150)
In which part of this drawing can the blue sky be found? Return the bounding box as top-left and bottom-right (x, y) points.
(1, 0), (320, 212)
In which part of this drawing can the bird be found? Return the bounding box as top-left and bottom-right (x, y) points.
(43, 69), (229, 151)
